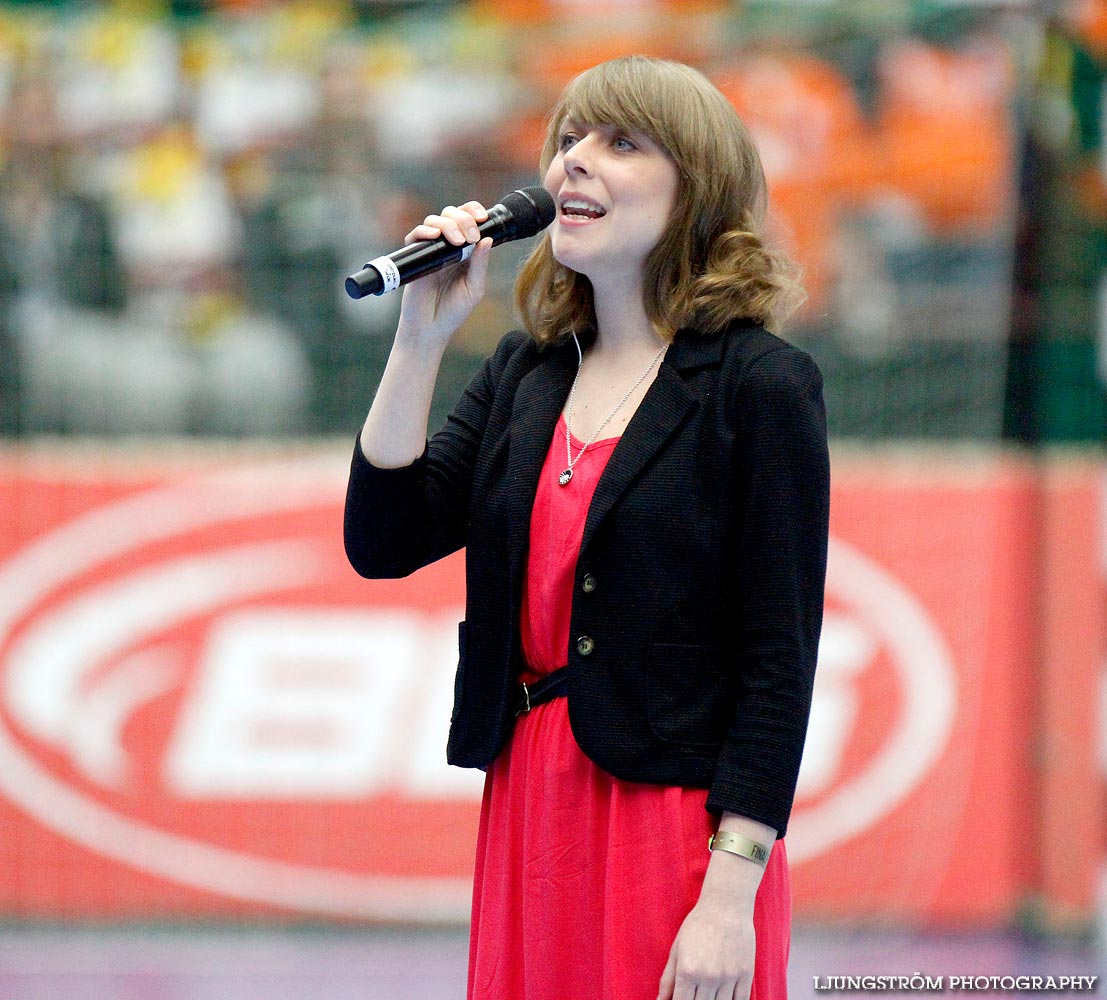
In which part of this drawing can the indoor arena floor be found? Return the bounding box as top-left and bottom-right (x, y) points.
(0, 921), (1099, 999)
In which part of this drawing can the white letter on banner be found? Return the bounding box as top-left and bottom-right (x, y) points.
(165, 609), (422, 797)
(402, 614), (484, 799)
(796, 613), (877, 798)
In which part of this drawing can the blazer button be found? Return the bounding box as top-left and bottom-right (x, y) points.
(582, 573), (597, 593)
(576, 636), (595, 656)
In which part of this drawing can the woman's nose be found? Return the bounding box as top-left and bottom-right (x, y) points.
(562, 137), (594, 175)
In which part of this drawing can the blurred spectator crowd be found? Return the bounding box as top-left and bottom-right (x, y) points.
(0, 0), (1055, 437)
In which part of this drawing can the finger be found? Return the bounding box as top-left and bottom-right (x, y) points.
(403, 221), (444, 245)
(658, 944), (678, 1000)
(722, 967), (753, 1000)
(440, 205), (484, 244)
(671, 972), (702, 1000)
(458, 200), (489, 223)
(404, 211), (470, 247)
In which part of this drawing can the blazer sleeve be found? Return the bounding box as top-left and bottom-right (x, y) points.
(705, 345), (831, 836)
(343, 330), (528, 579)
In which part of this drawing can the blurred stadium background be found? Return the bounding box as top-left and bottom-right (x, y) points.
(0, 0), (1103, 995)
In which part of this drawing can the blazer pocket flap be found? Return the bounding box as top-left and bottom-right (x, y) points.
(643, 642), (735, 746)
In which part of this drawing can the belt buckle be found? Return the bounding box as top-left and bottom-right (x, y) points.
(515, 681), (531, 716)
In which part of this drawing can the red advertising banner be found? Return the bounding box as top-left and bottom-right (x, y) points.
(0, 447), (477, 921)
(0, 445), (1101, 926)
(1035, 457), (1107, 933)
(799, 452), (1040, 924)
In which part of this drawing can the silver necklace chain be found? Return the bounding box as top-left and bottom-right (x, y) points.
(560, 331), (667, 487)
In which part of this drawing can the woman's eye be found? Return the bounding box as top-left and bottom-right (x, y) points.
(613, 135), (638, 151)
(559, 132), (578, 150)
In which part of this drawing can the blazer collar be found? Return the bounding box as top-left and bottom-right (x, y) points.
(579, 359), (695, 553)
(665, 324), (738, 371)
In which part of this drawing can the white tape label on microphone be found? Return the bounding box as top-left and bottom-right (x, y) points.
(459, 244), (475, 262)
(367, 256), (402, 294)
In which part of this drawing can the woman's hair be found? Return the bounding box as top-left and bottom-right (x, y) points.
(515, 55), (805, 344)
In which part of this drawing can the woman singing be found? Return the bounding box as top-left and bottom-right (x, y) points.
(344, 54), (830, 1000)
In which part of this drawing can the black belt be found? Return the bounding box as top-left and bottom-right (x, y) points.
(513, 666), (570, 716)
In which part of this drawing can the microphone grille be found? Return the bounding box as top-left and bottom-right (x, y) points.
(502, 186), (556, 237)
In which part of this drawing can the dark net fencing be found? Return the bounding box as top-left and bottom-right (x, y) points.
(0, 0), (1102, 444)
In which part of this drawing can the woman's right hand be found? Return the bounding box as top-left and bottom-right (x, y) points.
(395, 201), (494, 353)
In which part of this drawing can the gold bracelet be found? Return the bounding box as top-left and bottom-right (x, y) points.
(708, 830), (771, 867)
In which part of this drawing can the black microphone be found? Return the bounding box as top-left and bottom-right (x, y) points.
(345, 186), (556, 299)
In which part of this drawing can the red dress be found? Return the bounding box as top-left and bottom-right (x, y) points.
(468, 415), (792, 1000)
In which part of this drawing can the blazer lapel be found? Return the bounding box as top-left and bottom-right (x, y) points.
(504, 342), (577, 586)
(580, 330), (722, 553)
(579, 361), (695, 553)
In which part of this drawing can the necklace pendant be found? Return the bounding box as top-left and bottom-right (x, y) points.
(558, 468), (573, 487)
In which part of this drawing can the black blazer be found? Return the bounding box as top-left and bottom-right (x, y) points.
(344, 319), (829, 836)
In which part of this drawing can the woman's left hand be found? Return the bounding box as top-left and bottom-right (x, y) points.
(657, 893), (756, 1000)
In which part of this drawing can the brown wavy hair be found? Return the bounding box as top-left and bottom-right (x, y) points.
(515, 55), (805, 345)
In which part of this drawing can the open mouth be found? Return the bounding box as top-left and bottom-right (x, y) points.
(560, 197), (607, 220)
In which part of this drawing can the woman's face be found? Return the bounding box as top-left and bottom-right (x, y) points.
(543, 118), (679, 289)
